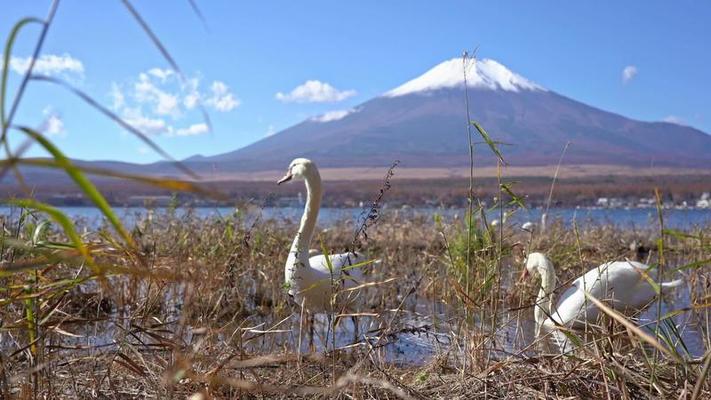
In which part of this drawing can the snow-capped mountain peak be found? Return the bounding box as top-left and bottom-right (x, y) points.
(385, 58), (545, 97)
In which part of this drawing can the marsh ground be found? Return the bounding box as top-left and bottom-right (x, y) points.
(0, 209), (708, 399)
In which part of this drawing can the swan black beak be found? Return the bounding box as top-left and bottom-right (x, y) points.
(277, 173), (293, 185)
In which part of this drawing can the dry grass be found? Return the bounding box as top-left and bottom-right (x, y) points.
(0, 208), (709, 399)
(5, 170), (710, 209)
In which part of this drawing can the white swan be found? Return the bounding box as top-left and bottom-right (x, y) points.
(490, 211), (509, 228)
(277, 158), (367, 312)
(521, 221), (536, 232)
(521, 252), (683, 352)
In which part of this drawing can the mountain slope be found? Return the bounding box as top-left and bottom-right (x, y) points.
(186, 58), (711, 172)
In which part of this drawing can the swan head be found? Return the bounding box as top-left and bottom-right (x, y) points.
(520, 252), (552, 281)
(521, 221), (535, 232)
(277, 158), (317, 185)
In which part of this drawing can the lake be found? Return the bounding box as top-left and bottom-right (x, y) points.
(1, 205), (709, 230)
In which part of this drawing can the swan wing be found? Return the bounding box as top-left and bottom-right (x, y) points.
(589, 261), (657, 310)
(309, 252), (366, 288)
(554, 261), (657, 326)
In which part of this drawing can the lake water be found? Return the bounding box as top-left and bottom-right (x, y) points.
(0, 205), (709, 230)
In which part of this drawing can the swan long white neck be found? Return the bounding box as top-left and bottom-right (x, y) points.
(291, 170), (322, 255)
(285, 168), (322, 291)
(534, 258), (557, 336)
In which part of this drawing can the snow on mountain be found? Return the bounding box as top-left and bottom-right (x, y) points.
(385, 58), (545, 97)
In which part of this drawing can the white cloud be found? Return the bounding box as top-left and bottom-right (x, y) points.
(265, 124), (277, 136)
(147, 67), (174, 82)
(10, 53), (84, 78)
(110, 69), (236, 137)
(663, 115), (686, 126)
(135, 73), (180, 116)
(45, 115), (64, 136)
(137, 146), (150, 155)
(122, 108), (169, 135)
(41, 107), (65, 137)
(175, 123), (209, 136)
(125, 116), (168, 135)
(205, 81), (240, 111)
(311, 109), (354, 122)
(183, 77), (201, 110)
(622, 65), (638, 84)
(276, 80), (356, 103)
(183, 93), (200, 109)
(110, 83), (125, 110)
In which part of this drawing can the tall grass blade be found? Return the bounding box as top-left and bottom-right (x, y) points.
(582, 291), (681, 362)
(1, 17), (43, 129)
(16, 126), (134, 247)
(500, 182), (526, 209)
(692, 350), (711, 400)
(544, 141), (570, 216)
(120, 0), (212, 132)
(29, 75), (198, 179)
(671, 258), (711, 273)
(470, 120), (505, 164)
(3, 158), (222, 199)
(11, 199), (94, 266)
(1, 0), (58, 143)
(186, 0), (209, 31)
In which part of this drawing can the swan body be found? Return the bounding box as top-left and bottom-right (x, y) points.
(522, 252), (683, 351)
(278, 158), (366, 312)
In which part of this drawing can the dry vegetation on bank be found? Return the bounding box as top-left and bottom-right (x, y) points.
(0, 208), (709, 399)
(4, 172), (711, 208)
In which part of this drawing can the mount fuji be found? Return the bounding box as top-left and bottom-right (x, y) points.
(175, 57), (710, 174)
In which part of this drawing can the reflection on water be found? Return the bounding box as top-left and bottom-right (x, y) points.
(36, 270), (706, 368)
(236, 287), (706, 366)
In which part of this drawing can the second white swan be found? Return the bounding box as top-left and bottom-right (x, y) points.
(521, 252), (683, 352)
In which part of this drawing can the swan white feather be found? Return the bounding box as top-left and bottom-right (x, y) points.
(278, 158), (367, 312)
(522, 252), (683, 352)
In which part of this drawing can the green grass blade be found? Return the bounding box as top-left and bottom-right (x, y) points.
(671, 258), (711, 273)
(471, 120), (505, 164)
(319, 239), (334, 274)
(16, 126), (135, 247)
(662, 228), (701, 241)
(11, 199), (94, 265)
(31, 220), (51, 245)
(339, 258), (378, 272)
(500, 182), (527, 209)
(3, 158), (223, 199)
(1, 17), (43, 129)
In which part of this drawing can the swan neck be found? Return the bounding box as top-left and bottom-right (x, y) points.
(535, 261), (557, 329)
(291, 171), (322, 255)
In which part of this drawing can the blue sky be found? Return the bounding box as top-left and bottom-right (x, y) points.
(2, 1), (709, 163)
